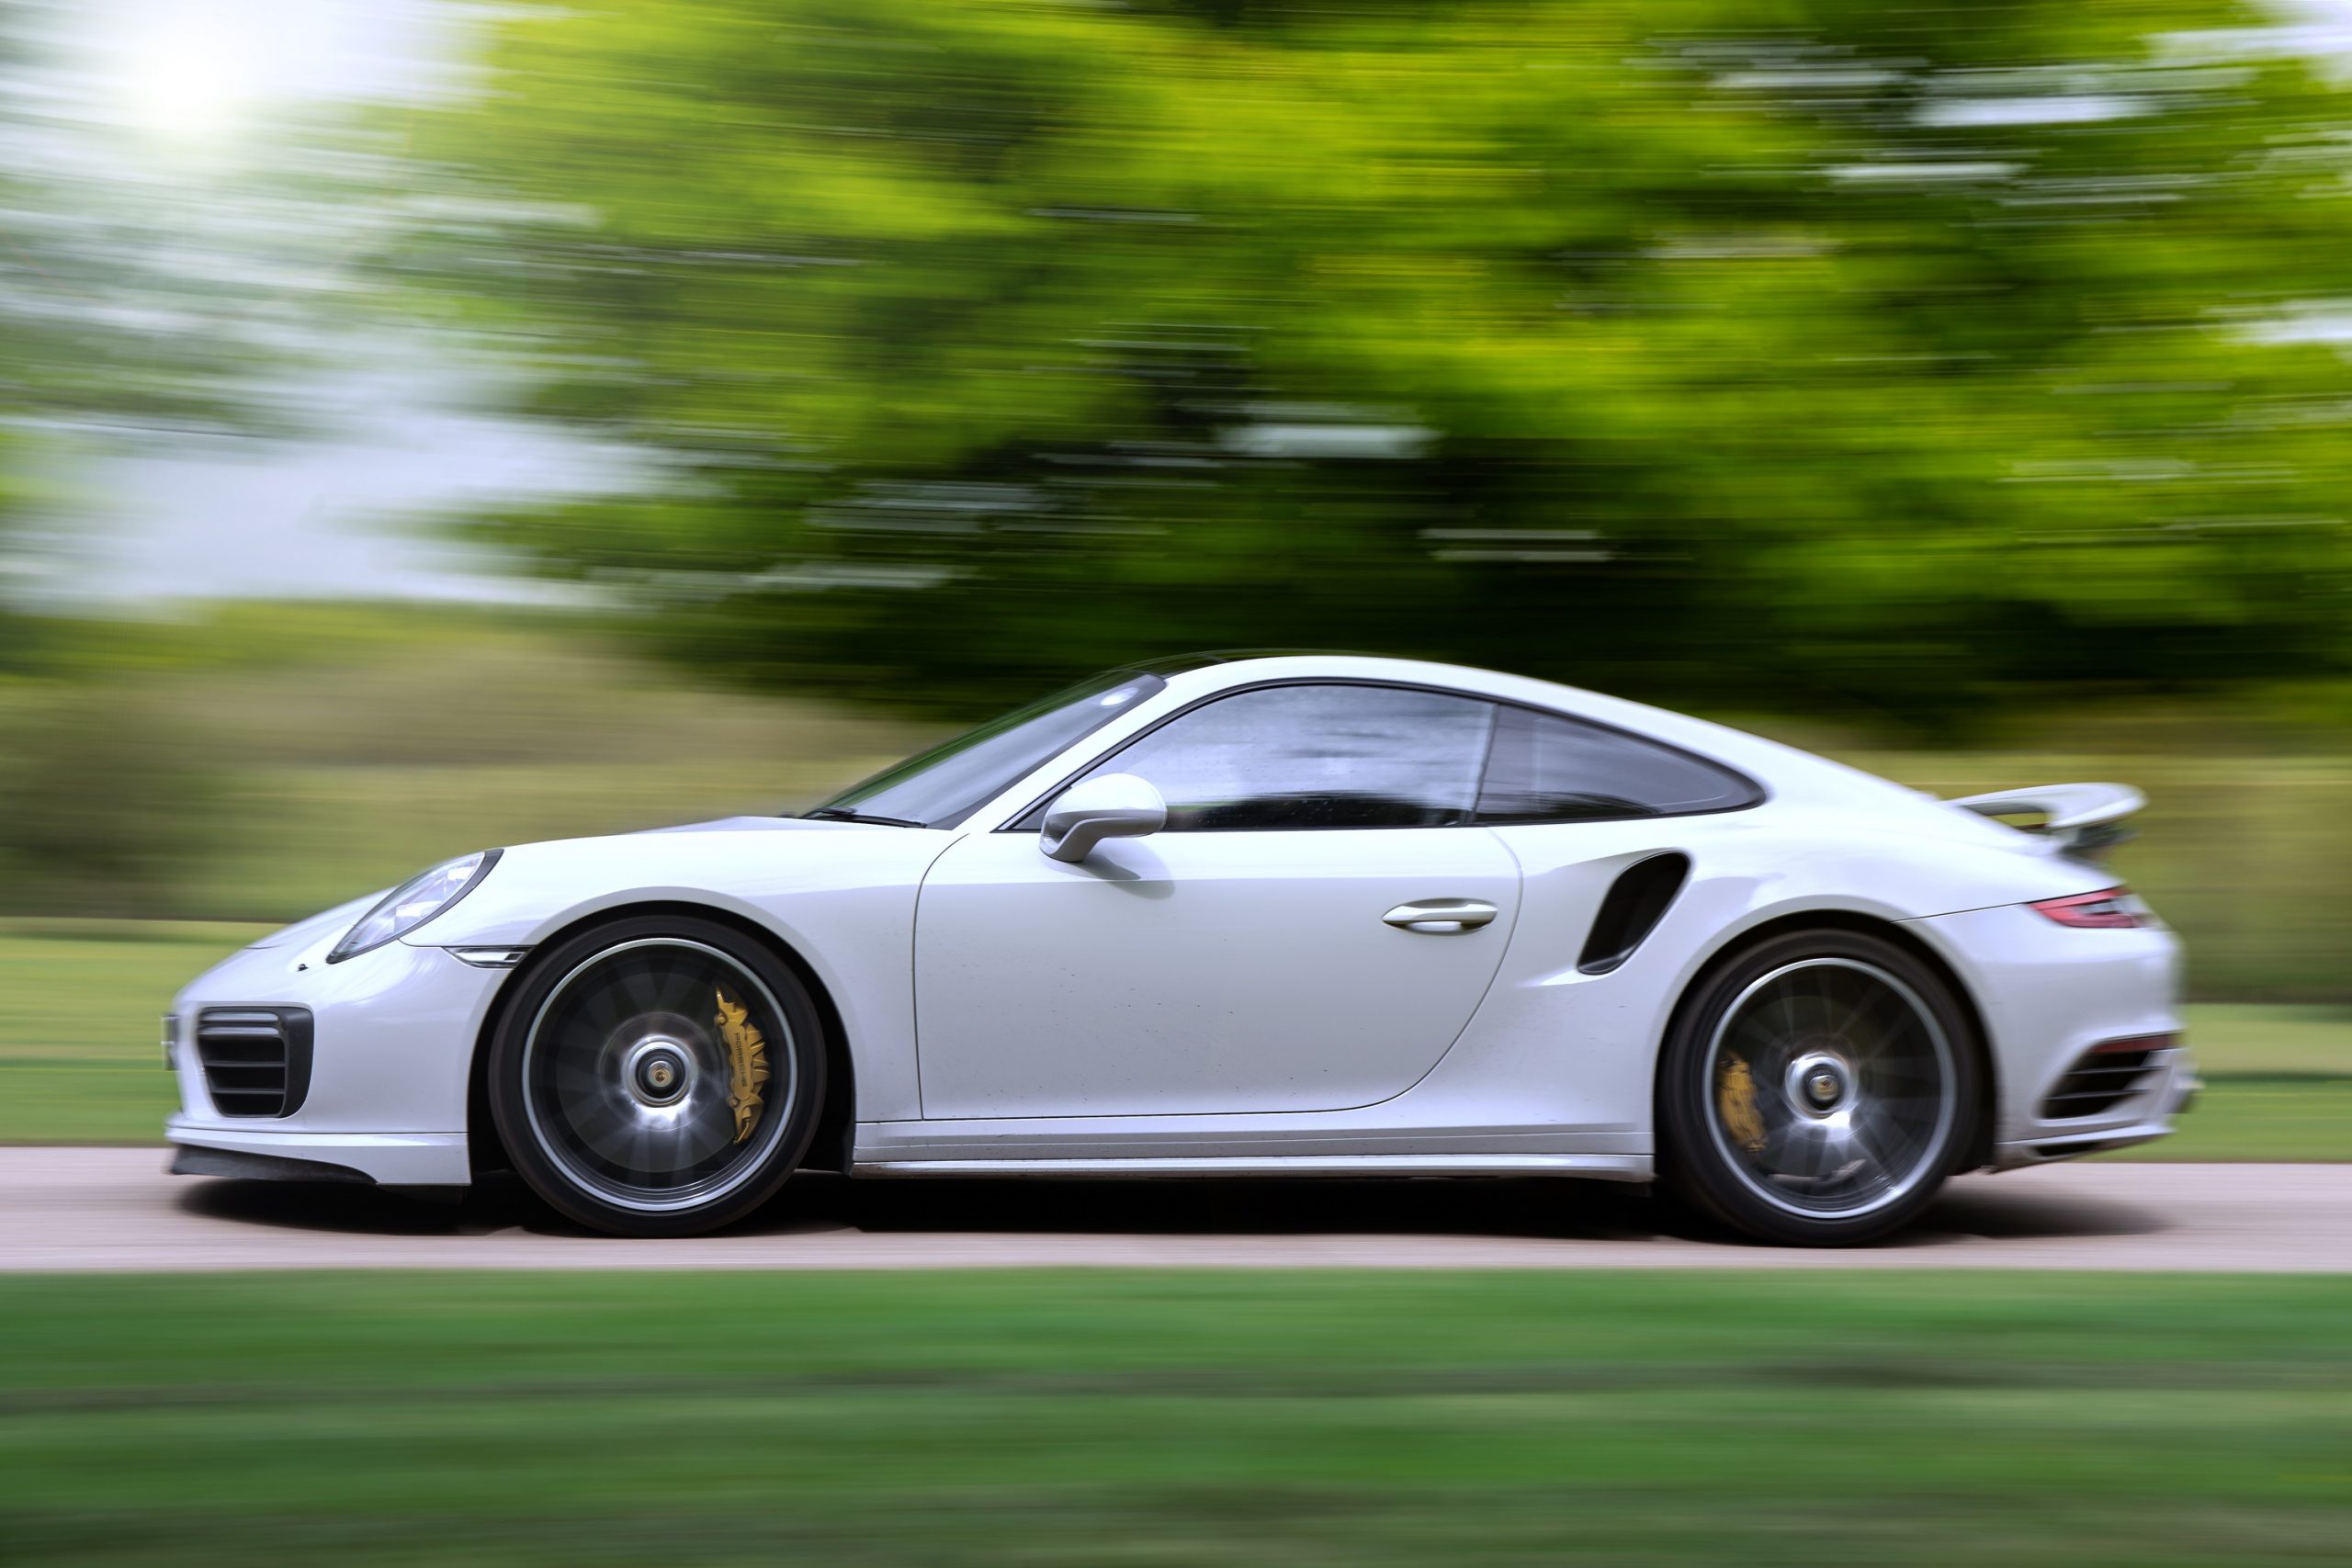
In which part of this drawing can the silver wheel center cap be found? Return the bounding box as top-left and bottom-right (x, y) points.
(1787, 1052), (1852, 1116)
(623, 1038), (695, 1108)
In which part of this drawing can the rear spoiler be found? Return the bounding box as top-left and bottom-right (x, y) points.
(1946, 782), (2145, 860)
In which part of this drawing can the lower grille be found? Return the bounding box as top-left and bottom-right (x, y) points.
(2040, 1035), (2170, 1121)
(194, 1008), (314, 1119)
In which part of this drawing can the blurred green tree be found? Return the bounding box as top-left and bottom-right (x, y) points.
(0, 1), (380, 908)
(413, 0), (2352, 723)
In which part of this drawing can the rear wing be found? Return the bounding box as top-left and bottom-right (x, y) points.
(1946, 782), (2144, 860)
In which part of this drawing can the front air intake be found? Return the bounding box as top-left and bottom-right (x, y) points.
(194, 1008), (315, 1119)
(2039, 1035), (2170, 1121)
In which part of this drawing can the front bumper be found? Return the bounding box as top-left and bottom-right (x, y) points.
(166, 931), (508, 1189)
(164, 1129), (469, 1187)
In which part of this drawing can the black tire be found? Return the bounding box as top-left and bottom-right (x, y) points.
(486, 914), (825, 1237)
(1658, 928), (1981, 1247)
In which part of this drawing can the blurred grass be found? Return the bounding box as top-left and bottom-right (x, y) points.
(2112, 1079), (2352, 1164)
(0, 919), (265, 1145)
(0, 917), (2340, 1154)
(2104, 1003), (2352, 1163)
(2, 1269), (2348, 1565)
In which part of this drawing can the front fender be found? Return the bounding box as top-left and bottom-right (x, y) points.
(410, 823), (963, 1122)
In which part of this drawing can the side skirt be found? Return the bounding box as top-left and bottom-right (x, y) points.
(851, 1153), (1653, 1181)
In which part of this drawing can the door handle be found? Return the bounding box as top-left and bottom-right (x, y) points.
(1382, 898), (1498, 934)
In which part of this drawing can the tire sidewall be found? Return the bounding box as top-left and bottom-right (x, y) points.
(1658, 928), (1982, 1247)
(487, 914), (826, 1237)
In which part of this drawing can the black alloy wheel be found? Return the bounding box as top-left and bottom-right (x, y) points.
(1659, 928), (1981, 1246)
(487, 914), (825, 1236)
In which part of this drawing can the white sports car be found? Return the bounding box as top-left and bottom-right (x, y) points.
(164, 653), (2193, 1244)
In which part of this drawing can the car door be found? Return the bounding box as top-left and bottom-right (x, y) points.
(913, 682), (1523, 1120)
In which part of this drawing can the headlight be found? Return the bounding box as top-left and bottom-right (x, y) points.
(327, 850), (502, 964)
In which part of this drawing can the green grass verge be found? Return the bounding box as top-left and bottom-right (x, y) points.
(0, 920), (268, 1145)
(2102, 1003), (2352, 1161)
(0, 924), (2343, 1156)
(1, 1270), (2347, 1565)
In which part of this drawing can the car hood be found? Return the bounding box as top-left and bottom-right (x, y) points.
(407, 813), (960, 952)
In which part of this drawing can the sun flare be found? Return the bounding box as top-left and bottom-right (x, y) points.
(118, 28), (254, 140)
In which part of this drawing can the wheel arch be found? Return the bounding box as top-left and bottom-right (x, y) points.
(465, 898), (858, 1181)
(1652, 908), (1999, 1173)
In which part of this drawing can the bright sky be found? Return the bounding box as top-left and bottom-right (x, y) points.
(86, 0), (463, 140)
(14, 0), (613, 608)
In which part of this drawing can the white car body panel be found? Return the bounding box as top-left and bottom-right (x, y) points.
(168, 936), (500, 1186)
(415, 819), (960, 1122)
(913, 825), (1521, 1118)
(1908, 903), (2186, 1162)
(165, 653), (2188, 1195)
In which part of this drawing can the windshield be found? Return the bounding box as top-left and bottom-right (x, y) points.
(806, 671), (1167, 829)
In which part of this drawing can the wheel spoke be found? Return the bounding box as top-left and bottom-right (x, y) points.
(1832, 987), (1904, 1051)
(1846, 1116), (1897, 1189)
(617, 954), (662, 1015)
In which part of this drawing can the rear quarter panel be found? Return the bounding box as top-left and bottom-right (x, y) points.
(1396, 802), (2130, 1147)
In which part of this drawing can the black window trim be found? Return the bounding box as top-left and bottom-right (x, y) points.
(992, 676), (1769, 833)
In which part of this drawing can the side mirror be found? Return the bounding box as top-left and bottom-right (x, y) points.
(1039, 773), (1166, 863)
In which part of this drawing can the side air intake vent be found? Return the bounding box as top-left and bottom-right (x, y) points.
(2040, 1036), (2170, 1121)
(194, 1008), (315, 1119)
(1577, 852), (1691, 976)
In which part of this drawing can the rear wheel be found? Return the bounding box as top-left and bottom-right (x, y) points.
(487, 915), (824, 1236)
(1659, 929), (1980, 1246)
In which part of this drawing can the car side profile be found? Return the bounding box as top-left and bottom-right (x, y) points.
(164, 653), (2192, 1245)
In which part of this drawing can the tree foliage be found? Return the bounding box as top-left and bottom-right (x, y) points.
(417, 0), (2352, 722)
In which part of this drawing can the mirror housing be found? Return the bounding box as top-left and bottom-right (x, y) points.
(1039, 773), (1166, 863)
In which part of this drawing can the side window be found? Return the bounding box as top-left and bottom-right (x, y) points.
(1065, 683), (1499, 830)
(1476, 706), (1760, 824)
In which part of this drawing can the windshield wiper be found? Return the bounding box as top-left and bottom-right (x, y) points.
(803, 807), (926, 828)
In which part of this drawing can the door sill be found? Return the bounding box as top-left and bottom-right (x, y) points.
(850, 1153), (1652, 1181)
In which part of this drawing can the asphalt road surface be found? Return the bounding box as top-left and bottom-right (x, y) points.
(1, 1150), (2346, 1270)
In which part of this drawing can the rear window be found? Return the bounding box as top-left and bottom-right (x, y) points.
(1475, 706), (1760, 824)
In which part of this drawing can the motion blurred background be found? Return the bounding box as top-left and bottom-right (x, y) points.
(6, 0), (2351, 1105)
(4, 4), (2351, 1563)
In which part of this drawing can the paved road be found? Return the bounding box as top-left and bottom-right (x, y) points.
(1, 1150), (2346, 1270)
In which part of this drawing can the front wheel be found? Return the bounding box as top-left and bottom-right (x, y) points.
(487, 915), (825, 1236)
(1658, 929), (1981, 1246)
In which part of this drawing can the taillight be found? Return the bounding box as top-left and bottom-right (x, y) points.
(2029, 887), (2147, 929)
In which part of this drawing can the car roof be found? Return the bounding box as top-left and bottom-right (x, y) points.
(1121, 651), (1934, 822)
(1121, 649), (1365, 677)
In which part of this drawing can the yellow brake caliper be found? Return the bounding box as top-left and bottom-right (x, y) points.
(713, 988), (771, 1144)
(1717, 1055), (1769, 1154)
